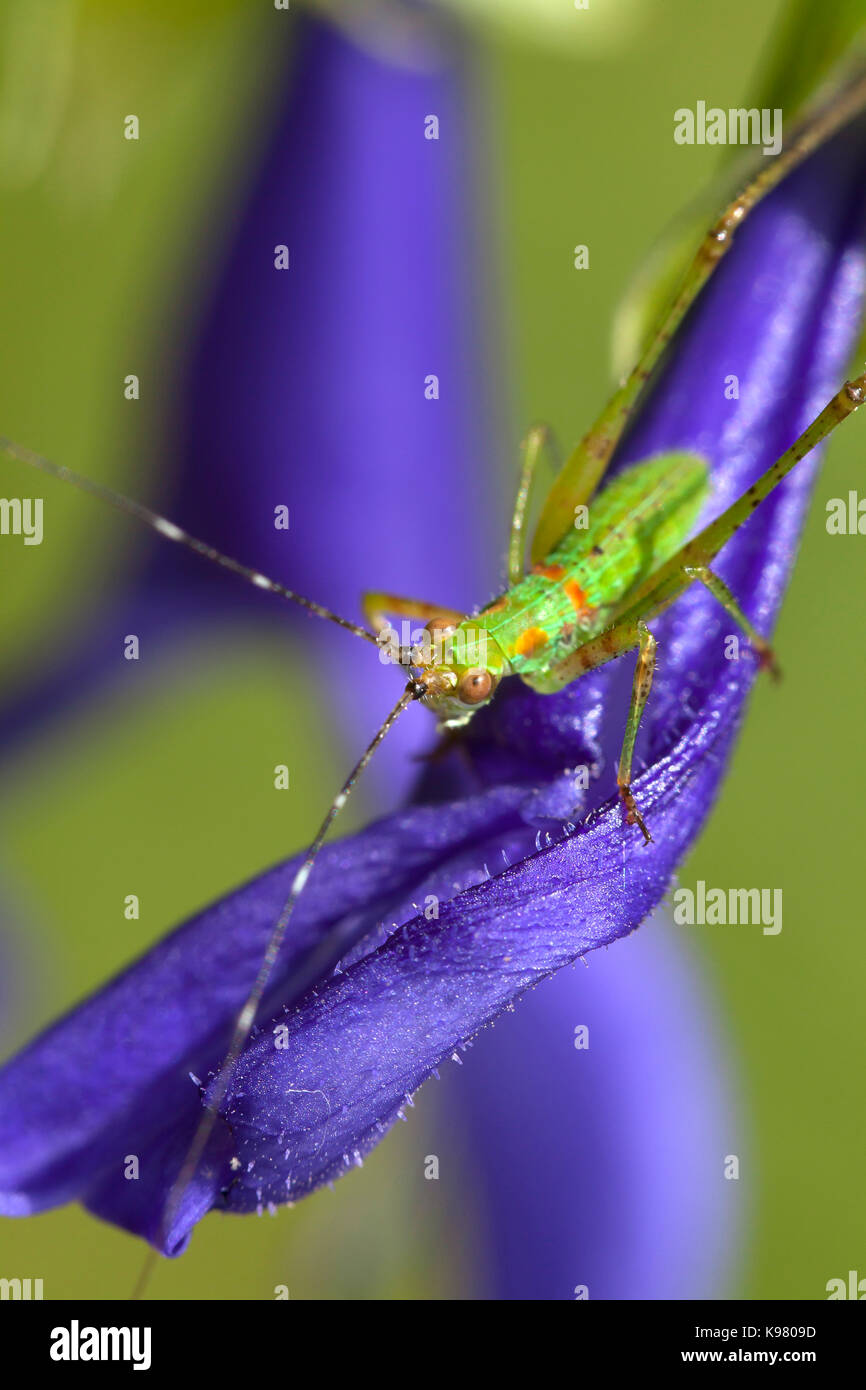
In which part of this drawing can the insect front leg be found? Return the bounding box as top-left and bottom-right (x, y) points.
(508, 424), (558, 583)
(617, 620), (657, 844)
(362, 591), (468, 673)
(361, 591), (464, 635)
(683, 565), (781, 679)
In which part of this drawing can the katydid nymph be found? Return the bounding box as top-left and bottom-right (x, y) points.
(3, 66), (866, 1280)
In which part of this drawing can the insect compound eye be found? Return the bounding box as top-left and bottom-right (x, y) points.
(457, 667), (494, 705)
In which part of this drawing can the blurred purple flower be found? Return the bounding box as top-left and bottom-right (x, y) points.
(3, 15), (862, 1285)
(447, 919), (740, 1300)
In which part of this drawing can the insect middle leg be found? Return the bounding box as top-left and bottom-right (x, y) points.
(617, 620), (657, 843)
(524, 613), (657, 840)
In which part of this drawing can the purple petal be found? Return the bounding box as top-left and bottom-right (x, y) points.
(0, 786), (521, 1250)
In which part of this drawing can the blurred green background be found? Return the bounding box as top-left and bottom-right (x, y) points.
(0, 0), (863, 1299)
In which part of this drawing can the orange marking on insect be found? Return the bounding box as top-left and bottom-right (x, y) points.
(514, 626), (550, 657)
(564, 578), (594, 617)
(532, 563), (566, 580)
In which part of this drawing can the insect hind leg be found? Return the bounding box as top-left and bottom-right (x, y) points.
(683, 565), (781, 679)
(508, 423), (559, 582)
(529, 70), (866, 566)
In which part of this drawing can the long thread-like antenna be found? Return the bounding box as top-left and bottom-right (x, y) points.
(131, 679), (424, 1299)
(0, 436), (377, 645)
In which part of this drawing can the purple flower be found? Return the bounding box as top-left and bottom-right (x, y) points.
(1, 17), (864, 1272)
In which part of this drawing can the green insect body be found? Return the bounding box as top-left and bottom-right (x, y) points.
(408, 350), (866, 844)
(411, 370), (864, 833)
(416, 451), (708, 728)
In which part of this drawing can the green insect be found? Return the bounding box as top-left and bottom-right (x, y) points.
(363, 71), (866, 842)
(3, 67), (866, 1271)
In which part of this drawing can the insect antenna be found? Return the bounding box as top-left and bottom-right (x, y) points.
(0, 436), (377, 645)
(131, 677), (426, 1299)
